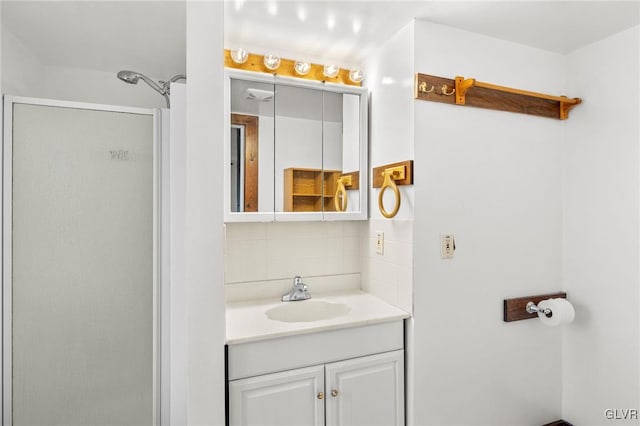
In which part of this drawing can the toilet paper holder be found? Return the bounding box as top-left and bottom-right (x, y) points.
(525, 301), (552, 317)
(503, 292), (567, 322)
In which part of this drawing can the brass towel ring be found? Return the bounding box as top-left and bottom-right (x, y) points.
(378, 170), (401, 218)
(334, 178), (348, 212)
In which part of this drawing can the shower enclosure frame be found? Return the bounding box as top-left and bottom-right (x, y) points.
(0, 96), (168, 426)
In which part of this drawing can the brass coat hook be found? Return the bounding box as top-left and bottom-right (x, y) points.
(418, 81), (435, 94)
(440, 84), (455, 96)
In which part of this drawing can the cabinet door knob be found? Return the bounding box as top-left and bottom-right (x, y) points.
(317, 392), (324, 400)
(331, 389), (339, 397)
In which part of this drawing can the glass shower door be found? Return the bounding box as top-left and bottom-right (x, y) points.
(5, 99), (158, 425)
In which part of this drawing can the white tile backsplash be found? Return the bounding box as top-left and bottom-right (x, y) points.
(225, 221), (365, 285)
(225, 222), (268, 240)
(224, 220), (412, 313)
(225, 273), (361, 303)
(361, 219), (413, 314)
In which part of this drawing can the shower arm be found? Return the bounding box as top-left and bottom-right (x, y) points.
(159, 75), (186, 108)
(118, 70), (186, 108)
(137, 74), (166, 96)
(159, 74), (187, 95)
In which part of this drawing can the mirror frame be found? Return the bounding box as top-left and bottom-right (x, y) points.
(223, 69), (368, 222)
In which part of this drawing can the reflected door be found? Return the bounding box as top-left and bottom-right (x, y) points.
(7, 101), (157, 425)
(229, 78), (275, 215)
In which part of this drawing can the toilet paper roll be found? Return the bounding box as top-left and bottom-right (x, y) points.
(537, 298), (575, 326)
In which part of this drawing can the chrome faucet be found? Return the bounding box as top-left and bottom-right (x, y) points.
(281, 276), (311, 302)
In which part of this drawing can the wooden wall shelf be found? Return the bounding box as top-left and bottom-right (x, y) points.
(415, 73), (582, 120)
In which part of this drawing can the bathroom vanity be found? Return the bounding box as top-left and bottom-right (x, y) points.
(225, 291), (409, 426)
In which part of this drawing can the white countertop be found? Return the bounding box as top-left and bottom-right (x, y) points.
(225, 290), (410, 345)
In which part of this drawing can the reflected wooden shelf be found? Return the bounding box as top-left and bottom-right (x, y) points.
(284, 168), (342, 212)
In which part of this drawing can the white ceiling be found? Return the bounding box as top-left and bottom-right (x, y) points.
(226, 1), (640, 68)
(2, 1), (639, 79)
(2, 1), (187, 79)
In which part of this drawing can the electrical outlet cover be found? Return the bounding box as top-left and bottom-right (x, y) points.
(376, 231), (384, 254)
(441, 234), (455, 259)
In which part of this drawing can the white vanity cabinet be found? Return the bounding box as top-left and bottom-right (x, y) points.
(226, 321), (405, 426)
(325, 351), (404, 426)
(229, 365), (325, 426)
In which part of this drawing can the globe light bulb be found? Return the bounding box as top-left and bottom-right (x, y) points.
(323, 64), (340, 78)
(230, 49), (248, 64)
(294, 61), (311, 76)
(348, 69), (364, 83)
(263, 54), (281, 71)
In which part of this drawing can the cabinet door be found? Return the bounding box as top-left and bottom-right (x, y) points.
(229, 365), (325, 426)
(325, 351), (404, 426)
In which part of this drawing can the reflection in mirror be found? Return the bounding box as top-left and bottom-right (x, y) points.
(229, 78), (275, 213)
(276, 84), (324, 212)
(323, 92), (361, 215)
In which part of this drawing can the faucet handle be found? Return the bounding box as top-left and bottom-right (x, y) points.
(293, 275), (303, 286)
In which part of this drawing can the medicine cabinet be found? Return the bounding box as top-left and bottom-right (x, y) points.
(224, 69), (368, 222)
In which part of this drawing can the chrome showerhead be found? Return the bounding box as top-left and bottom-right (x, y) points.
(116, 70), (185, 108)
(117, 70), (142, 85)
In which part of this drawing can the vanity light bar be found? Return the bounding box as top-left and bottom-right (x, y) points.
(223, 49), (363, 86)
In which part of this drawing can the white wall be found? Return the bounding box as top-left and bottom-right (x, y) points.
(185, 2), (225, 425)
(412, 21), (565, 425)
(168, 83), (187, 426)
(361, 21), (414, 314)
(2, 26), (43, 97)
(0, 1), (2, 94)
(563, 25), (640, 425)
(2, 25), (167, 108)
(42, 65), (166, 108)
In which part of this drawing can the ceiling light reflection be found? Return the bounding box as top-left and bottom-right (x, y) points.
(297, 7), (307, 22)
(327, 15), (336, 30)
(267, 2), (278, 16)
(352, 20), (361, 34)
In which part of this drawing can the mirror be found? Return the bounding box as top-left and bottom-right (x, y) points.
(323, 91), (361, 216)
(228, 77), (275, 215)
(275, 83), (324, 217)
(224, 70), (367, 222)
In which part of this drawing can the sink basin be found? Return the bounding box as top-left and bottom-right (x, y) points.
(265, 300), (351, 323)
